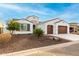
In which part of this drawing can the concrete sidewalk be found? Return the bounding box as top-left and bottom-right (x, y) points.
(1, 41), (79, 56)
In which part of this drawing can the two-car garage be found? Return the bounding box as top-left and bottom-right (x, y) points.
(46, 19), (69, 35)
(38, 18), (69, 35)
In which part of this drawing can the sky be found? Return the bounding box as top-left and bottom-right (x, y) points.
(0, 3), (79, 23)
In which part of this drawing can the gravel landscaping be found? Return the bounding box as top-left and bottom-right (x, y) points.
(0, 34), (71, 54)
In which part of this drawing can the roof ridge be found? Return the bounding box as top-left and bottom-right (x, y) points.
(40, 18), (62, 24)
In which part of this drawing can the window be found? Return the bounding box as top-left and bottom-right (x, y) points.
(27, 24), (30, 31)
(20, 24), (27, 31)
(20, 24), (24, 31)
(20, 23), (30, 31)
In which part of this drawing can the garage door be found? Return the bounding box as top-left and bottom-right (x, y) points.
(47, 25), (53, 34)
(58, 26), (67, 34)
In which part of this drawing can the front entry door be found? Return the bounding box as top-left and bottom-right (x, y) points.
(47, 25), (53, 34)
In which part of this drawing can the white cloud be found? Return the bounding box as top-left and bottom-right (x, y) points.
(57, 12), (79, 23)
(30, 9), (48, 15)
(59, 13), (77, 18)
(0, 4), (47, 15)
(56, 4), (79, 22)
(33, 4), (57, 16)
(0, 4), (57, 16)
(66, 4), (79, 12)
(23, 6), (57, 16)
(0, 4), (24, 11)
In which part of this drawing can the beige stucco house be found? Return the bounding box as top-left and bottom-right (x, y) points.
(2, 16), (70, 35)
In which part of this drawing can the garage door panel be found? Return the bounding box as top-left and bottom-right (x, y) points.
(58, 26), (67, 34)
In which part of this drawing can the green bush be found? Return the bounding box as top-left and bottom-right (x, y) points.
(33, 28), (44, 39)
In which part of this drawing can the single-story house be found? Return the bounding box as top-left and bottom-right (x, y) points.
(4, 16), (70, 35)
(37, 18), (70, 35)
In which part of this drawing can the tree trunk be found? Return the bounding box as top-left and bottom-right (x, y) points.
(10, 30), (14, 35)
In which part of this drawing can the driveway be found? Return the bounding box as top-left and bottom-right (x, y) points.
(1, 41), (79, 56)
(52, 34), (79, 41)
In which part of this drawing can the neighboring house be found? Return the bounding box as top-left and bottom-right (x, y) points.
(0, 23), (3, 34)
(0, 23), (10, 34)
(3, 23), (11, 33)
(37, 18), (70, 35)
(69, 23), (79, 33)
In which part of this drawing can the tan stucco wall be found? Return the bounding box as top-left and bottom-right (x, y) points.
(0, 23), (3, 34)
(0, 23), (3, 28)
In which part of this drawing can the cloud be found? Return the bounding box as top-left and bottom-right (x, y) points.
(56, 4), (79, 22)
(65, 4), (79, 12)
(58, 12), (79, 22)
(0, 4), (78, 21)
(29, 9), (48, 15)
(21, 4), (57, 16)
(58, 13), (78, 19)
(30, 4), (57, 16)
(0, 4), (47, 15)
(0, 4), (23, 11)
(0, 4), (57, 16)
(25, 8), (57, 16)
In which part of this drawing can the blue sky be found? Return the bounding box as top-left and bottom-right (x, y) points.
(0, 3), (79, 23)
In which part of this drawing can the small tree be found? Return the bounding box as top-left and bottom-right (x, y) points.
(7, 19), (20, 34)
(33, 28), (44, 39)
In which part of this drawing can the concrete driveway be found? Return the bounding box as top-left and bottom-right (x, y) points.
(1, 41), (79, 56)
(52, 34), (79, 41)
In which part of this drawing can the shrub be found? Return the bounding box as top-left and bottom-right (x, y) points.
(0, 33), (12, 44)
(33, 28), (44, 39)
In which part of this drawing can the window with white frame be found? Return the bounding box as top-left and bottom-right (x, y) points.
(20, 23), (30, 31)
